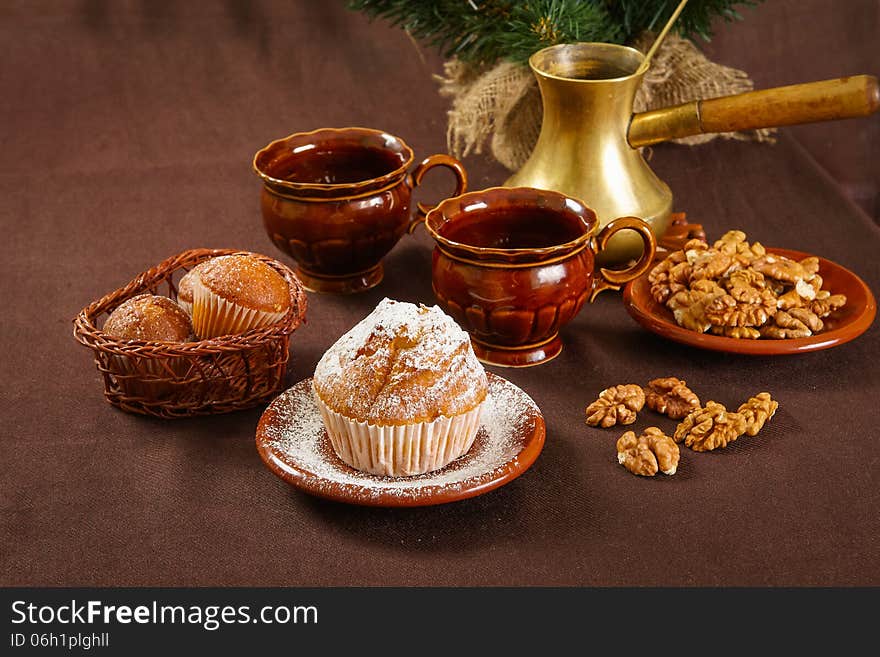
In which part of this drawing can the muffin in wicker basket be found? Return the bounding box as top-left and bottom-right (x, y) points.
(188, 254), (291, 338)
(73, 249), (307, 418)
(102, 293), (193, 401)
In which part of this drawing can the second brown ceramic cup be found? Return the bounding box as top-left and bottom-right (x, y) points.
(253, 127), (467, 294)
(424, 187), (656, 367)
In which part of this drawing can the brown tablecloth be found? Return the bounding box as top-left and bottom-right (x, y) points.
(2, 1), (878, 586)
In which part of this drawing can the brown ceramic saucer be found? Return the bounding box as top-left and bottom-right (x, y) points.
(622, 247), (876, 355)
(255, 373), (545, 507)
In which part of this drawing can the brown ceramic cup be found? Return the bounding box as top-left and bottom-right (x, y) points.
(253, 127), (467, 294)
(423, 187), (656, 367)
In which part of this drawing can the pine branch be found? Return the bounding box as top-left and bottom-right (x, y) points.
(348, 0), (763, 65)
(609, 0), (761, 42)
(479, 1), (623, 64)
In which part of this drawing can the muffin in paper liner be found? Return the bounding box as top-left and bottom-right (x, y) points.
(102, 293), (194, 400)
(313, 385), (486, 477)
(190, 276), (286, 338)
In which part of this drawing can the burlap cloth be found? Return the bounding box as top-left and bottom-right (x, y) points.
(439, 33), (775, 171)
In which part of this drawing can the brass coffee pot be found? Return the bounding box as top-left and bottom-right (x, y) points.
(505, 42), (880, 264)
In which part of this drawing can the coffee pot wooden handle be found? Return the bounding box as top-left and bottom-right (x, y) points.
(628, 75), (880, 148)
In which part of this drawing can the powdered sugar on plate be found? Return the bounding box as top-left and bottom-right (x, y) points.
(258, 374), (542, 504)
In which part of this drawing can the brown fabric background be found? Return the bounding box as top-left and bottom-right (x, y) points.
(702, 0), (880, 220)
(1, 1), (878, 586)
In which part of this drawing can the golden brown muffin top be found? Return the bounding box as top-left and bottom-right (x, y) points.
(313, 298), (488, 425)
(103, 294), (192, 342)
(197, 255), (290, 313)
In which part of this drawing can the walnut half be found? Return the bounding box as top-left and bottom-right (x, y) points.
(617, 427), (680, 476)
(673, 401), (747, 452)
(810, 291), (847, 318)
(586, 384), (645, 428)
(644, 377), (701, 419)
(760, 310), (813, 339)
(737, 392), (779, 436)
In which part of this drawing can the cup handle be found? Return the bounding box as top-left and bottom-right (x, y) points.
(407, 154), (468, 233)
(589, 216), (657, 301)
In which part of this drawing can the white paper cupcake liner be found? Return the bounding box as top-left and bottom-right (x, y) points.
(177, 298), (193, 316)
(190, 277), (286, 338)
(313, 386), (485, 477)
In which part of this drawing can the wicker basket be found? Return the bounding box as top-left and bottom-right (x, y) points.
(73, 248), (308, 418)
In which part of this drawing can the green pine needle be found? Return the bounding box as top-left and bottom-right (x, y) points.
(348, 0), (763, 65)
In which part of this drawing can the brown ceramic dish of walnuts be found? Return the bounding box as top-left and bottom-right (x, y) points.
(649, 231), (846, 339)
(623, 231), (876, 355)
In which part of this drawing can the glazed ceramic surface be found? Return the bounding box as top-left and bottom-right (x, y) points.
(424, 187), (656, 366)
(623, 247), (876, 355)
(254, 127), (466, 293)
(255, 373), (545, 507)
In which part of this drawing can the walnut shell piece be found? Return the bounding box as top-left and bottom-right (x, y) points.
(645, 377), (701, 419)
(585, 384), (645, 428)
(737, 392), (779, 436)
(616, 427), (680, 476)
(673, 401), (747, 452)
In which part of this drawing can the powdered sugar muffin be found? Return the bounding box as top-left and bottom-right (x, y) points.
(188, 254), (290, 338)
(313, 298), (488, 477)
